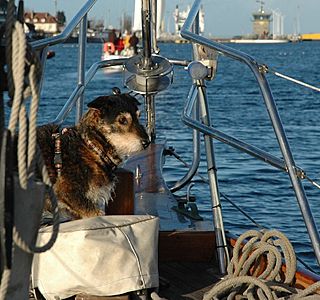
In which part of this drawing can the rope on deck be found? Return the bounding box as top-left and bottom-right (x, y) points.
(203, 229), (320, 300)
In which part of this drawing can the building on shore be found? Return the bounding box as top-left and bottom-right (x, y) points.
(24, 12), (59, 36)
(252, 1), (272, 38)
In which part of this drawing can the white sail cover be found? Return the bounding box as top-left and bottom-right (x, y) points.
(132, 0), (165, 38)
(32, 215), (159, 299)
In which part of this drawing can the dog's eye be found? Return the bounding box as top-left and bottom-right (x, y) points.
(118, 116), (128, 125)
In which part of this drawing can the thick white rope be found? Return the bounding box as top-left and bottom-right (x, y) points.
(1, 16), (60, 259)
(8, 23), (60, 254)
(0, 270), (11, 300)
(27, 64), (40, 174)
(204, 230), (320, 300)
(7, 22), (25, 135)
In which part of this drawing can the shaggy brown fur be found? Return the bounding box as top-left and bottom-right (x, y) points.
(37, 93), (149, 219)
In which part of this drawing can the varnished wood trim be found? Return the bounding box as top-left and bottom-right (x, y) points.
(106, 168), (134, 215)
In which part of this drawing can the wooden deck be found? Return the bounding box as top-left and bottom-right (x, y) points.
(158, 262), (221, 299)
(30, 261), (221, 300)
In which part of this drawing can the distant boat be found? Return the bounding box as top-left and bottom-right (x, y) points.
(101, 36), (135, 72)
(101, 42), (134, 61)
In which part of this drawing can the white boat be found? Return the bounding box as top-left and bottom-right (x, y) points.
(101, 42), (135, 71)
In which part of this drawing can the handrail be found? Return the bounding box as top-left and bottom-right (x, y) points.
(170, 86), (201, 193)
(181, 0), (320, 268)
(181, 0), (260, 69)
(181, 85), (307, 177)
(53, 58), (127, 125)
(31, 0), (98, 50)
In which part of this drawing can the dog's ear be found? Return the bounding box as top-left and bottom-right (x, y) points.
(87, 96), (109, 109)
(87, 94), (141, 110)
(124, 94), (141, 106)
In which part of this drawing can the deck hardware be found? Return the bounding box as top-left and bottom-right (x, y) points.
(172, 183), (203, 221)
(259, 64), (269, 74)
(194, 44), (219, 80)
(135, 164), (142, 181)
(125, 54), (173, 94)
(187, 61), (209, 81)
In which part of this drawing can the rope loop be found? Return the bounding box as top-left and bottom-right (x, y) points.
(205, 229), (320, 300)
(4, 17), (60, 255)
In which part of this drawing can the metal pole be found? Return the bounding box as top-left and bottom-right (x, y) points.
(257, 71), (320, 266)
(145, 94), (156, 142)
(197, 82), (229, 274)
(76, 14), (87, 123)
(141, 0), (152, 69)
(151, 0), (159, 53)
(141, 0), (156, 141)
(192, 9), (229, 274)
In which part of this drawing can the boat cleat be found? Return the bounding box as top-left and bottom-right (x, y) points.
(172, 183), (203, 221)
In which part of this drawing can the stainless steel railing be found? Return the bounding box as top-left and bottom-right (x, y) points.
(30, 0), (99, 124)
(30, 0), (98, 50)
(52, 58), (127, 125)
(30, 0), (129, 125)
(181, 0), (320, 268)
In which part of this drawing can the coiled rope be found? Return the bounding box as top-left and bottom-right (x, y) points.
(204, 230), (320, 300)
(1, 1), (60, 298)
(5, 5), (59, 255)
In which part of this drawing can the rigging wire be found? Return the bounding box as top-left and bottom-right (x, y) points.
(271, 70), (320, 93)
(262, 64), (320, 93)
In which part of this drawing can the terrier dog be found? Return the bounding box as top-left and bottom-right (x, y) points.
(37, 92), (149, 219)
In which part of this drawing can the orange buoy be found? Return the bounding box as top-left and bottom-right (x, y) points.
(103, 42), (115, 54)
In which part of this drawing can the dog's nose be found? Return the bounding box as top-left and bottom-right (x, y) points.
(142, 139), (150, 149)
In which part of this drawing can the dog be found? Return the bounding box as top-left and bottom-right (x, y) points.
(37, 92), (149, 219)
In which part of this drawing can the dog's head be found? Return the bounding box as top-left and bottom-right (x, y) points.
(83, 93), (149, 158)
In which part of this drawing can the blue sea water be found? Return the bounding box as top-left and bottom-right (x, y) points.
(5, 41), (320, 272)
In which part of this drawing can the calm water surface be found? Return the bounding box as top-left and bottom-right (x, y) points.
(5, 41), (320, 272)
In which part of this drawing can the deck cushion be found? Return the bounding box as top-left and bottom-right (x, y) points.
(32, 215), (159, 299)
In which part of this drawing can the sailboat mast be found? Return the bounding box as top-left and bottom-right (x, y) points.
(141, 0), (152, 69)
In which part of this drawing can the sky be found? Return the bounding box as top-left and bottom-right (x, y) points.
(24, 0), (320, 38)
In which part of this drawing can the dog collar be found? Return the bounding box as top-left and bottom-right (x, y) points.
(85, 138), (118, 171)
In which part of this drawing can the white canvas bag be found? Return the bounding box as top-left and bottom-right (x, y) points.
(32, 215), (159, 299)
